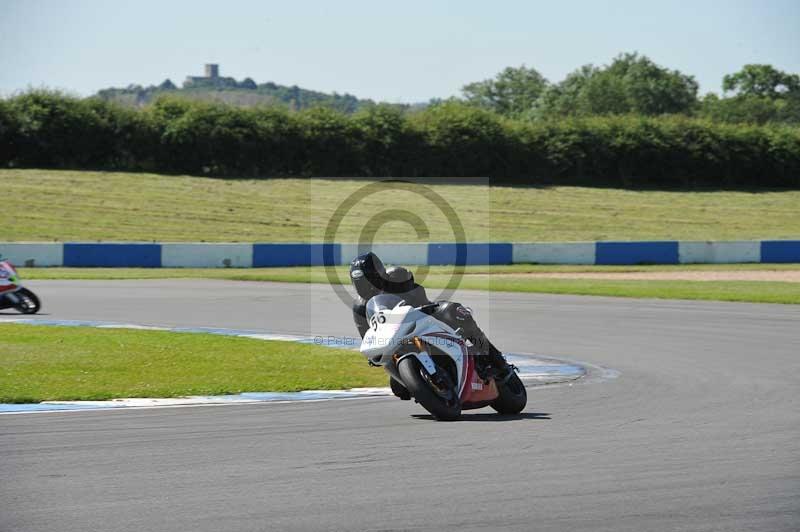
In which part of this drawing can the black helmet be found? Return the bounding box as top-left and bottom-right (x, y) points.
(350, 252), (387, 300)
(385, 266), (415, 293)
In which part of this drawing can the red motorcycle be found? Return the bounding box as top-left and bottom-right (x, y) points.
(0, 260), (41, 314)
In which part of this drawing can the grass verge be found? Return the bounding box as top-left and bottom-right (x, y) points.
(19, 263), (800, 282)
(461, 279), (800, 304)
(6, 169), (800, 242)
(0, 324), (384, 403)
(19, 264), (800, 304)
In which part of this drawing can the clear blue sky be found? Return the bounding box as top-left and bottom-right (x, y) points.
(1, 0), (798, 102)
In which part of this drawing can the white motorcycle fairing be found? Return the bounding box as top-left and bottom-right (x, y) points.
(360, 301), (471, 397)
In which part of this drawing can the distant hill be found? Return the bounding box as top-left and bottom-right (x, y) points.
(95, 64), (413, 113)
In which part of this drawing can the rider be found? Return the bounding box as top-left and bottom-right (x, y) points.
(0, 255), (17, 295)
(349, 252), (512, 399)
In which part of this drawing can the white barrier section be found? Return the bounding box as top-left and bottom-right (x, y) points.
(161, 243), (253, 268)
(0, 243), (64, 267)
(512, 243), (596, 265)
(339, 243), (429, 265)
(678, 241), (760, 264)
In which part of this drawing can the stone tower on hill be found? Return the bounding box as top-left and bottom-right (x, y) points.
(204, 64), (219, 78)
(185, 64), (222, 86)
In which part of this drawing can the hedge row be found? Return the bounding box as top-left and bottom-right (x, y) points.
(2, 91), (799, 186)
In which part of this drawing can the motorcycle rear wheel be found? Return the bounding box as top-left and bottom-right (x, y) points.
(491, 372), (527, 414)
(13, 288), (41, 314)
(397, 356), (461, 421)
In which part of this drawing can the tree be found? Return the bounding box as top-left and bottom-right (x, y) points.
(614, 53), (699, 114)
(239, 77), (257, 90)
(723, 65), (800, 98)
(158, 79), (176, 90)
(697, 65), (800, 125)
(535, 65), (596, 118)
(462, 65), (549, 116)
(538, 53), (699, 118)
(699, 92), (800, 126)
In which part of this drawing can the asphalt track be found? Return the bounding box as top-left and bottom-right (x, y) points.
(2, 279), (799, 532)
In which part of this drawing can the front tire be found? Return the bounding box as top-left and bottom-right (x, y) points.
(397, 356), (461, 421)
(389, 377), (411, 400)
(491, 372), (527, 414)
(14, 288), (41, 314)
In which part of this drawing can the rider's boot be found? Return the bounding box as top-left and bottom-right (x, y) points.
(486, 341), (514, 381)
(439, 301), (514, 381)
(470, 330), (513, 381)
(390, 377), (411, 400)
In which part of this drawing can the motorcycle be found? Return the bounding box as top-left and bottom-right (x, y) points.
(0, 259), (41, 314)
(360, 294), (526, 420)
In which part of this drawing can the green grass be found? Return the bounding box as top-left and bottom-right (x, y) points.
(460, 279), (800, 304)
(19, 263), (800, 281)
(5, 169), (800, 242)
(19, 264), (800, 304)
(0, 324), (385, 403)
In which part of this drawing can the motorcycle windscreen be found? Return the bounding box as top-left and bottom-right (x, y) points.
(365, 293), (405, 320)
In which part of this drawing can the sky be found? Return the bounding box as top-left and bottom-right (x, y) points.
(1, 0), (798, 103)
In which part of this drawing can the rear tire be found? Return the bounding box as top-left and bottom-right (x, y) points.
(491, 372), (527, 414)
(14, 288), (41, 314)
(397, 356), (461, 421)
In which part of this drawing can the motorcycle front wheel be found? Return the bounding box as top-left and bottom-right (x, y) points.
(491, 372), (527, 414)
(397, 356), (461, 421)
(13, 288), (41, 314)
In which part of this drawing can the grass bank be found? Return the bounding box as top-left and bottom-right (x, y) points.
(0, 324), (384, 403)
(6, 169), (800, 242)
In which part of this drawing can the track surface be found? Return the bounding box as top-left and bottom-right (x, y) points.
(2, 280), (799, 532)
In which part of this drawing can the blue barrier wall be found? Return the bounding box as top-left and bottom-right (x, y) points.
(253, 243), (341, 267)
(63, 243), (162, 267)
(596, 241), (679, 265)
(2, 240), (799, 267)
(761, 240), (800, 263)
